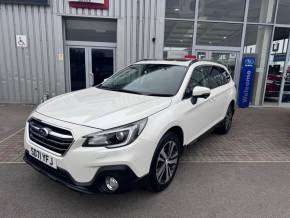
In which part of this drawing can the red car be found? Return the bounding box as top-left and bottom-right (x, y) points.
(265, 66), (290, 101)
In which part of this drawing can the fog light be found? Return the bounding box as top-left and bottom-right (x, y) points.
(105, 176), (119, 192)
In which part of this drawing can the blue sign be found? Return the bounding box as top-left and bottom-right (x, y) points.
(238, 57), (256, 108)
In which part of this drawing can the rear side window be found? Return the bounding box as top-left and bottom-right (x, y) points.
(220, 67), (231, 84)
(208, 66), (231, 89)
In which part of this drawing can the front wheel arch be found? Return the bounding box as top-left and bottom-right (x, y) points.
(166, 126), (184, 146)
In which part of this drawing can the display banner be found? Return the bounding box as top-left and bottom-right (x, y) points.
(238, 57), (256, 108)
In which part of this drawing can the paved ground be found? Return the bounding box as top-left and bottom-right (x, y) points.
(2, 162), (290, 218)
(0, 104), (33, 141)
(183, 107), (290, 161)
(1, 104), (290, 217)
(0, 104), (290, 162)
(0, 104), (33, 162)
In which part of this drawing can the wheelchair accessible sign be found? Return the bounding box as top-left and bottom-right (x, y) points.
(238, 57), (256, 108)
(16, 35), (28, 48)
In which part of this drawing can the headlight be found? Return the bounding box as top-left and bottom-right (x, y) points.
(83, 118), (148, 148)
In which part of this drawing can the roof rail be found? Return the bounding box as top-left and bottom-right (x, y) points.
(138, 58), (164, 61)
(137, 58), (198, 66)
(164, 58), (192, 62)
(139, 58), (191, 62)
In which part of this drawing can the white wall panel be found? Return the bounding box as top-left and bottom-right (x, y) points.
(0, 0), (166, 103)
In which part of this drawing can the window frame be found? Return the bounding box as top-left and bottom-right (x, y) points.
(218, 66), (231, 85)
(183, 65), (212, 99)
(183, 64), (231, 99)
(208, 66), (231, 89)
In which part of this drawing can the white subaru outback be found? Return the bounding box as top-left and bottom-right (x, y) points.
(24, 59), (236, 193)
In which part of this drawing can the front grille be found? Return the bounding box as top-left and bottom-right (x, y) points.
(28, 118), (73, 155)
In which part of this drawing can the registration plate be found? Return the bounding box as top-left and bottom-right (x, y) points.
(29, 147), (57, 169)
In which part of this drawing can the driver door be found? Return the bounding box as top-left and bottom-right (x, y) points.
(178, 65), (216, 143)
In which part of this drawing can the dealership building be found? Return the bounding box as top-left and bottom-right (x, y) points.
(0, 0), (290, 106)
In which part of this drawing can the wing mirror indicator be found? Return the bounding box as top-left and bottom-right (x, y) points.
(191, 86), (211, 104)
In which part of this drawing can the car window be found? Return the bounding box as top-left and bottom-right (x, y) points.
(184, 66), (211, 98)
(219, 67), (231, 84)
(208, 66), (230, 89)
(209, 67), (222, 89)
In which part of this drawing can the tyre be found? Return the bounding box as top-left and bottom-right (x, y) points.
(215, 105), (234, 134)
(147, 132), (181, 192)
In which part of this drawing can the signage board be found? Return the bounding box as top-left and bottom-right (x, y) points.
(273, 54), (286, 62)
(69, 0), (109, 9)
(238, 57), (256, 108)
(16, 35), (28, 48)
(0, 0), (49, 6)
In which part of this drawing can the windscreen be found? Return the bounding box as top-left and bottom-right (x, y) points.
(98, 64), (187, 97)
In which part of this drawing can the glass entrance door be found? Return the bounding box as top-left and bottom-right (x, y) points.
(196, 50), (239, 81)
(281, 63), (290, 103)
(264, 27), (290, 106)
(67, 47), (115, 91)
(69, 47), (87, 91)
(89, 48), (114, 87)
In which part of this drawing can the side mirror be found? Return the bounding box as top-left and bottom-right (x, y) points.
(191, 86), (211, 104)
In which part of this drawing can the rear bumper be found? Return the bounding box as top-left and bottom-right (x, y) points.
(23, 151), (141, 193)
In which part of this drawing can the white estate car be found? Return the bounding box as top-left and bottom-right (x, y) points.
(24, 59), (236, 193)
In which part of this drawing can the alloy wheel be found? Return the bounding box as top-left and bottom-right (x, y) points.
(155, 140), (179, 185)
(225, 108), (233, 130)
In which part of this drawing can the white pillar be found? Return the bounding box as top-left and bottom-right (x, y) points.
(251, 0), (275, 105)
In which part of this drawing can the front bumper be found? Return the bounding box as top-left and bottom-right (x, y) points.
(24, 112), (157, 192)
(23, 151), (141, 193)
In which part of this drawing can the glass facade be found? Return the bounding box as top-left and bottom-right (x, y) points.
(196, 22), (243, 47)
(247, 0), (276, 23)
(264, 28), (290, 104)
(165, 0), (196, 19)
(164, 0), (290, 106)
(164, 21), (194, 58)
(276, 0), (290, 24)
(198, 0), (245, 21)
